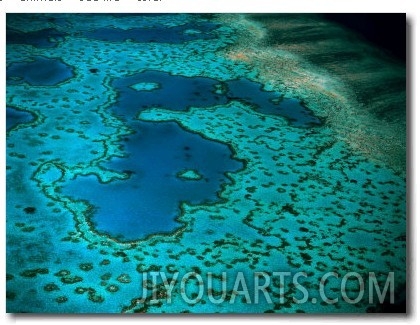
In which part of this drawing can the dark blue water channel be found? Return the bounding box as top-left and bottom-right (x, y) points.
(225, 78), (321, 127)
(83, 21), (220, 43)
(111, 70), (321, 127)
(7, 56), (74, 86)
(6, 106), (35, 131)
(111, 70), (225, 115)
(7, 28), (66, 48)
(61, 70), (320, 241)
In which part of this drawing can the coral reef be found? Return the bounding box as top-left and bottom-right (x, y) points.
(6, 13), (405, 313)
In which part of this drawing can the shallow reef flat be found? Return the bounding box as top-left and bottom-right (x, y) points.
(6, 14), (405, 313)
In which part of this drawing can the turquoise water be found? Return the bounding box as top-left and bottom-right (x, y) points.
(6, 13), (406, 313)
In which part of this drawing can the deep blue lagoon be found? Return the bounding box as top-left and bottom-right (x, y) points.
(84, 21), (220, 43)
(62, 121), (243, 241)
(6, 106), (35, 132)
(7, 56), (74, 86)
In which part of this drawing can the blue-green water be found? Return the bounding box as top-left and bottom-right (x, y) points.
(6, 13), (406, 313)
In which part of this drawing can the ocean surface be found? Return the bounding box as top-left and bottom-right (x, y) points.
(6, 13), (406, 313)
